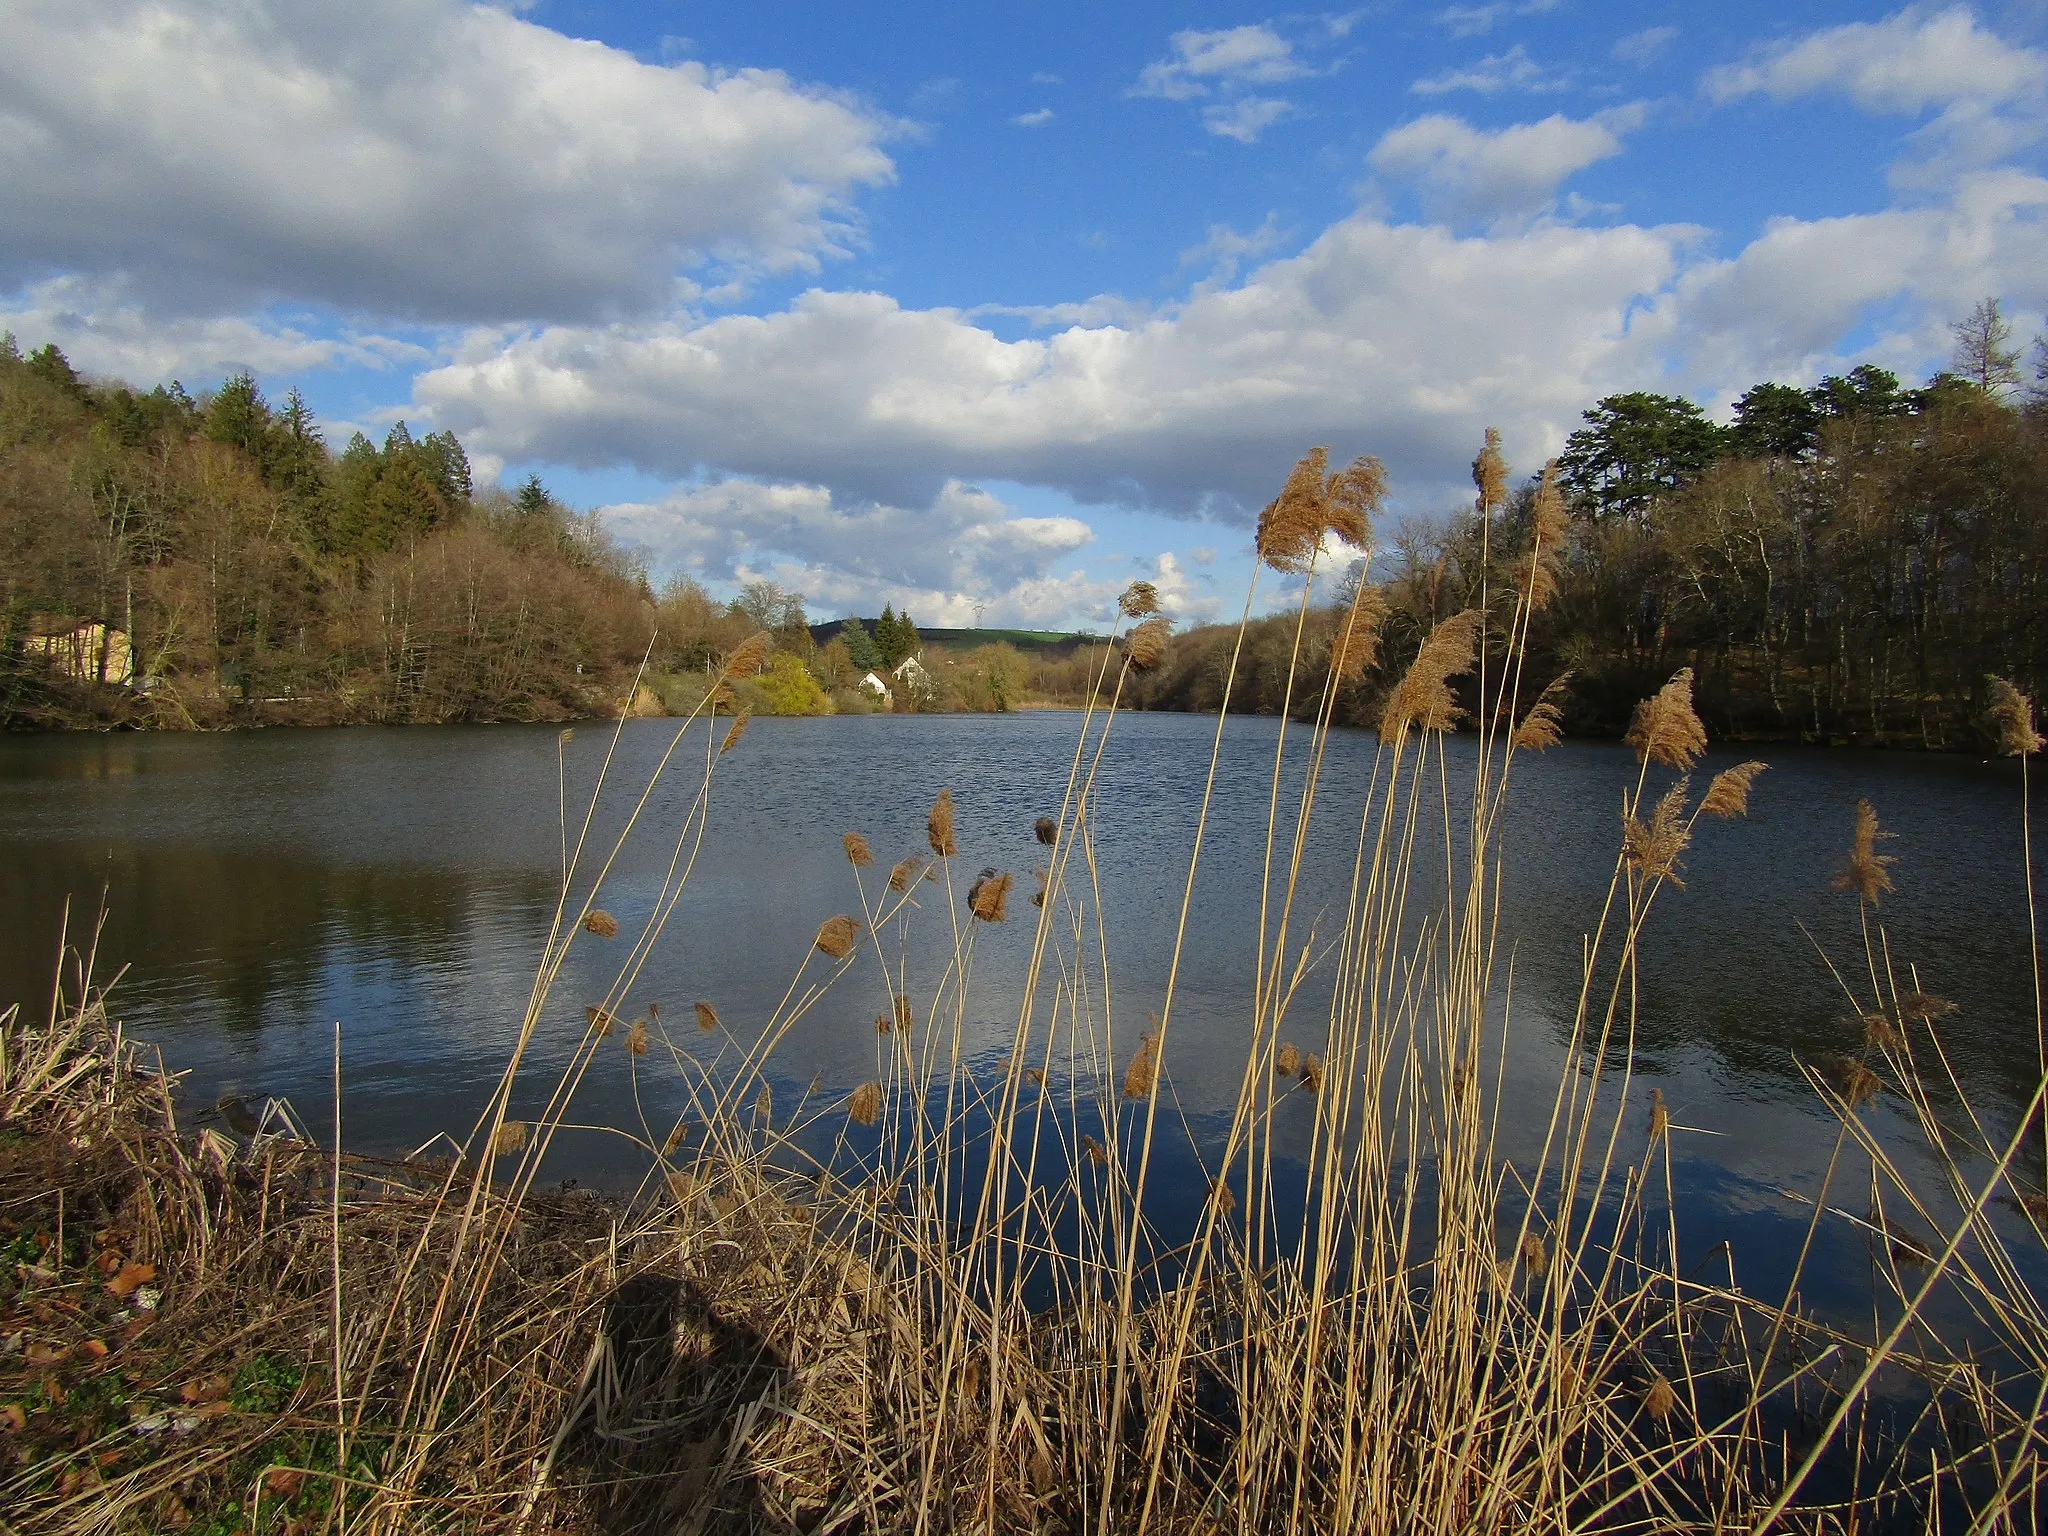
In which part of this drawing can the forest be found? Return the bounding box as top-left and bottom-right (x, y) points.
(1128, 301), (2048, 750)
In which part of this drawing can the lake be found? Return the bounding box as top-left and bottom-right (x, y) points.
(2, 710), (2042, 1326)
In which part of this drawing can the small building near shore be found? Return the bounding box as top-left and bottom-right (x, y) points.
(857, 670), (894, 706)
(23, 617), (133, 685)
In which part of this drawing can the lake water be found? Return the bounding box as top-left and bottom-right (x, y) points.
(2, 711), (2043, 1326)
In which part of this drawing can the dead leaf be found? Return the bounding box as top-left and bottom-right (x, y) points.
(263, 1466), (306, 1498)
(159, 1493), (191, 1529)
(81, 1338), (109, 1359)
(95, 1250), (123, 1276)
(25, 1340), (67, 1364)
(2, 1403), (25, 1431)
(106, 1261), (156, 1298)
(180, 1373), (229, 1404)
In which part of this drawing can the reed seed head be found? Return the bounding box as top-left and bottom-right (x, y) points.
(1301, 1054), (1325, 1094)
(1519, 1230), (1549, 1278)
(1379, 609), (1484, 738)
(1700, 760), (1768, 818)
(663, 1121), (688, 1152)
(1643, 1374), (1677, 1422)
(814, 914), (861, 959)
(1210, 1177), (1236, 1216)
(1276, 1042), (1301, 1077)
(1034, 815), (1058, 846)
(582, 909), (620, 938)
(720, 713), (750, 754)
(754, 1084), (773, 1122)
(1839, 1059), (1881, 1108)
(969, 870), (1013, 922)
(888, 854), (924, 891)
(1082, 1134), (1108, 1166)
(665, 1169), (694, 1203)
(848, 1081), (883, 1126)
(1513, 699), (1564, 753)
(1118, 580), (1161, 617)
(1324, 454), (1386, 549)
(1123, 615), (1172, 671)
(1987, 675), (2044, 756)
(1649, 1088), (1669, 1142)
(1899, 991), (1956, 1023)
(584, 1005), (616, 1037)
(1257, 447), (1331, 573)
(1024, 1066), (1046, 1089)
(1622, 778), (1691, 885)
(928, 788), (957, 858)
(624, 1018), (649, 1055)
(490, 1119), (529, 1156)
(1330, 584), (1388, 683)
(725, 632), (772, 680)
(693, 1000), (720, 1034)
(843, 831), (874, 867)
(1833, 799), (1896, 904)
(558, 727), (575, 745)
(1863, 1011), (1902, 1050)
(1122, 1032), (1158, 1099)
(1626, 668), (1708, 769)
(1473, 427), (1509, 515)
(875, 1012), (891, 1034)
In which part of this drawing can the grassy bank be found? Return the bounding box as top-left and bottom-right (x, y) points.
(5, 441), (2047, 1535)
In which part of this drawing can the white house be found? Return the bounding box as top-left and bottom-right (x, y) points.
(892, 654), (933, 708)
(857, 670), (894, 705)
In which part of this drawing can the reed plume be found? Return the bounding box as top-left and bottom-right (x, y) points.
(720, 713), (750, 754)
(1122, 1032), (1158, 1099)
(848, 1081), (883, 1127)
(1622, 779), (1691, 885)
(1899, 991), (1956, 1022)
(1124, 616), (1171, 671)
(665, 1169), (693, 1203)
(1024, 1066), (1045, 1089)
(1119, 581), (1161, 617)
(1472, 427), (1509, 515)
(693, 1000), (719, 1034)
(1081, 1133), (1108, 1166)
(814, 914), (861, 959)
(894, 994), (913, 1032)
(1034, 815), (1057, 845)
(969, 870), (1013, 922)
(1301, 1054), (1325, 1094)
(724, 632), (772, 679)
(1643, 1374), (1677, 1422)
(1863, 1012), (1902, 1050)
(875, 1013), (891, 1034)
(842, 832), (874, 867)
(754, 1083), (773, 1123)
(1257, 447), (1331, 572)
(1626, 668), (1708, 769)
(1987, 675), (2044, 755)
(1833, 799), (1896, 904)
(1379, 609), (1484, 738)
(1701, 760), (1768, 818)
(1324, 454), (1386, 548)
(1330, 584), (1388, 683)
(1031, 865), (1048, 908)
(584, 1005), (616, 1036)
(928, 789), (957, 857)
(1513, 698), (1564, 752)
(889, 854), (924, 891)
(1519, 1230), (1549, 1278)
(624, 1018), (649, 1056)
(1210, 1177), (1236, 1216)
(490, 1120), (528, 1156)
(662, 1121), (688, 1152)
(581, 909), (620, 938)
(1649, 1087), (1669, 1142)
(1276, 1042), (1301, 1077)
(1516, 462), (1569, 608)
(1839, 1059), (1881, 1108)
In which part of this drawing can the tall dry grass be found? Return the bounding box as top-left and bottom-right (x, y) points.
(4, 437), (2046, 1535)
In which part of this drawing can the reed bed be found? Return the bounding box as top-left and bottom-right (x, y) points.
(4, 437), (2046, 1534)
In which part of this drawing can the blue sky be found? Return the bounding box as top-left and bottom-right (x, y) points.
(5, 2), (2047, 628)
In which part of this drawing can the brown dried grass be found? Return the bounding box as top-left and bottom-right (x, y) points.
(1124, 616), (1171, 672)
(1834, 798), (1896, 904)
(814, 914), (861, 959)
(1379, 609), (1484, 738)
(1701, 761), (1768, 818)
(848, 1081), (883, 1126)
(1625, 668), (1708, 770)
(843, 832), (874, 867)
(928, 789), (957, 858)
(1119, 581), (1161, 618)
(1622, 779), (1691, 885)
(693, 999), (720, 1033)
(1122, 1032), (1158, 1099)
(1987, 675), (2044, 756)
(970, 870), (1013, 922)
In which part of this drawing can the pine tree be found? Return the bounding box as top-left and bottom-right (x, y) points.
(839, 617), (881, 672)
(876, 604), (905, 667)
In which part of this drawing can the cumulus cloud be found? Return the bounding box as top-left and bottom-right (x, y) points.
(1704, 6), (2045, 112)
(1412, 44), (1572, 95)
(1012, 107), (1055, 126)
(1613, 27), (1678, 69)
(1203, 97), (1292, 143)
(1432, 0), (1561, 41)
(1130, 25), (1312, 100)
(0, 0), (896, 324)
(1369, 111), (1636, 223)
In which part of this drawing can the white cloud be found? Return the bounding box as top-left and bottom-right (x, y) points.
(1178, 216), (1289, 284)
(1413, 44), (1572, 95)
(1613, 27), (1678, 69)
(1203, 96), (1292, 143)
(1012, 107), (1055, 126)
(1432, 0), (1561, 41)
(1031, 71), (1063, 85)
(1703, 6), (2045, 113)
(0, 0), (896, 325)
(1130, 25), (1312, 100)
(1369, 111), (1635, 222)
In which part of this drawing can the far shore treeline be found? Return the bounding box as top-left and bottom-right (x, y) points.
(5, 299), (2046, 748)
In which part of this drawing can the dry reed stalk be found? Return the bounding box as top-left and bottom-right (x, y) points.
(623, 1019), (649, 1055)
(1701, 760), (1768, 818)
(1988, 675), (2044, 755)
(1119, 581), (1161, 617)
(720, 712), (750, 753)
(928, 789), (957, 858)
(1626, 668), (1708, 769)
(1623, 779), (1691, 884)
(1834, 799), (1896, 903)
(583, 1005), (617, 1036)
(1330, 584), (1388, 683)
(693, 1000), (720, 1033)
(1379, 609), (1483, 737)
(1276, 1043), (1301, 1077)
(1124, 616), (1171, 671)
(843, 832), (874, 867)
(490, 1120), (529, 1156)
(1122, 1033), (1158, 1099)
(969, 870), (1013, 922)
(581, 909), (620, 938)
(725, 632), (772, 679)
(814, 914), (860, 959)
(848, 1081), (883, 1126)
(889, 854), (924, 891)
(1034, 815), (1057, 845)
